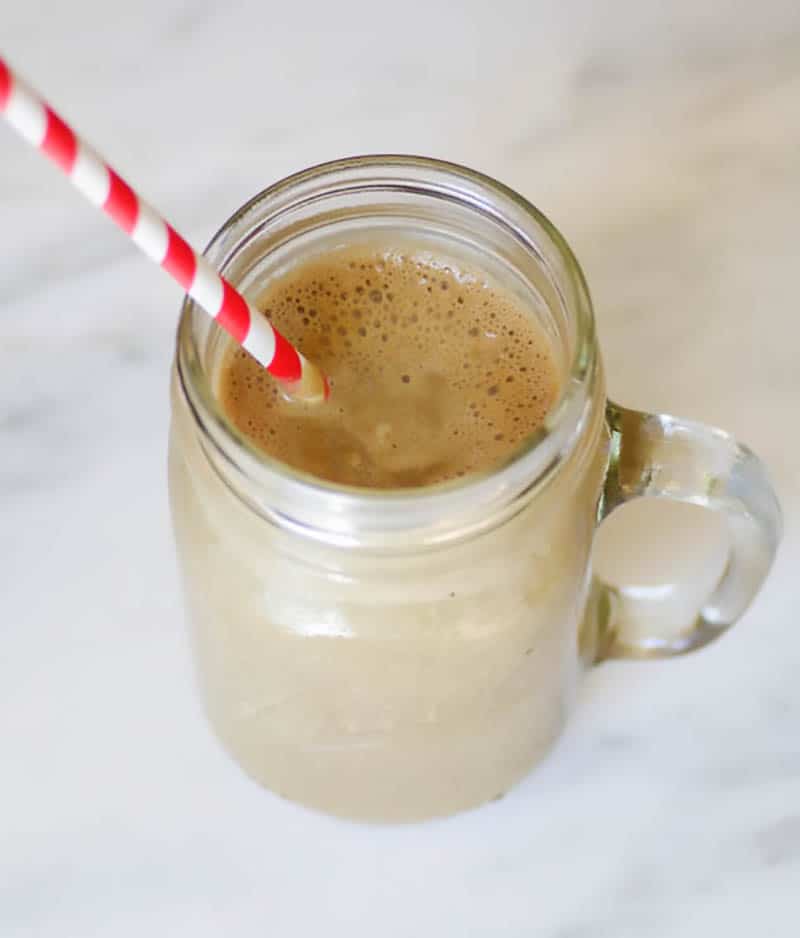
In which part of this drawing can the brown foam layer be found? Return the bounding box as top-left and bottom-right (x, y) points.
(219, 245), (559, 489)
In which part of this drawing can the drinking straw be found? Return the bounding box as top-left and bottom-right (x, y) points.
(0, 56), (328, 403)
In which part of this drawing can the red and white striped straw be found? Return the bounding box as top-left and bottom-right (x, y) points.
(0, 56), (328, 403)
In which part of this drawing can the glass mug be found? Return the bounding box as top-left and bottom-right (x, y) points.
(168, 156), (781, 822)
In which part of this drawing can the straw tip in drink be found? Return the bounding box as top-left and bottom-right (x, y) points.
(281, 362), (329, 405)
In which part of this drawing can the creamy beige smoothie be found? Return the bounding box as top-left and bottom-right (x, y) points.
(220, 245), (558, 486)
(169, 237), (609, 821)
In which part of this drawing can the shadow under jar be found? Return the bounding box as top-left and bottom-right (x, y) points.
(168, 156), (780, 822)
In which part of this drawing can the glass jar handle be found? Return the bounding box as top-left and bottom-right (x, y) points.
(583, 402), (782, 661)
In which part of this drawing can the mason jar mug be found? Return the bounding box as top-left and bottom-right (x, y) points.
(169, 157), (780, 822)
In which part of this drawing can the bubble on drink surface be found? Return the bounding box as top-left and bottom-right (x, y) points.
(219, 245), (559, 489)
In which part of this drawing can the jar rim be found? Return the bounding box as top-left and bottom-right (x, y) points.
(175, 154), (598, 545)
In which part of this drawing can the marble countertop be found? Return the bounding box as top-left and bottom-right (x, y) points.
(2, 2), (799, 935)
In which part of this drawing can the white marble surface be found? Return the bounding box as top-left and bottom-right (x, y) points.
(2, 2), (799, 935)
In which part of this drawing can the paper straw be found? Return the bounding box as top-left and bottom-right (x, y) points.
(0, 56), (328, 403)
